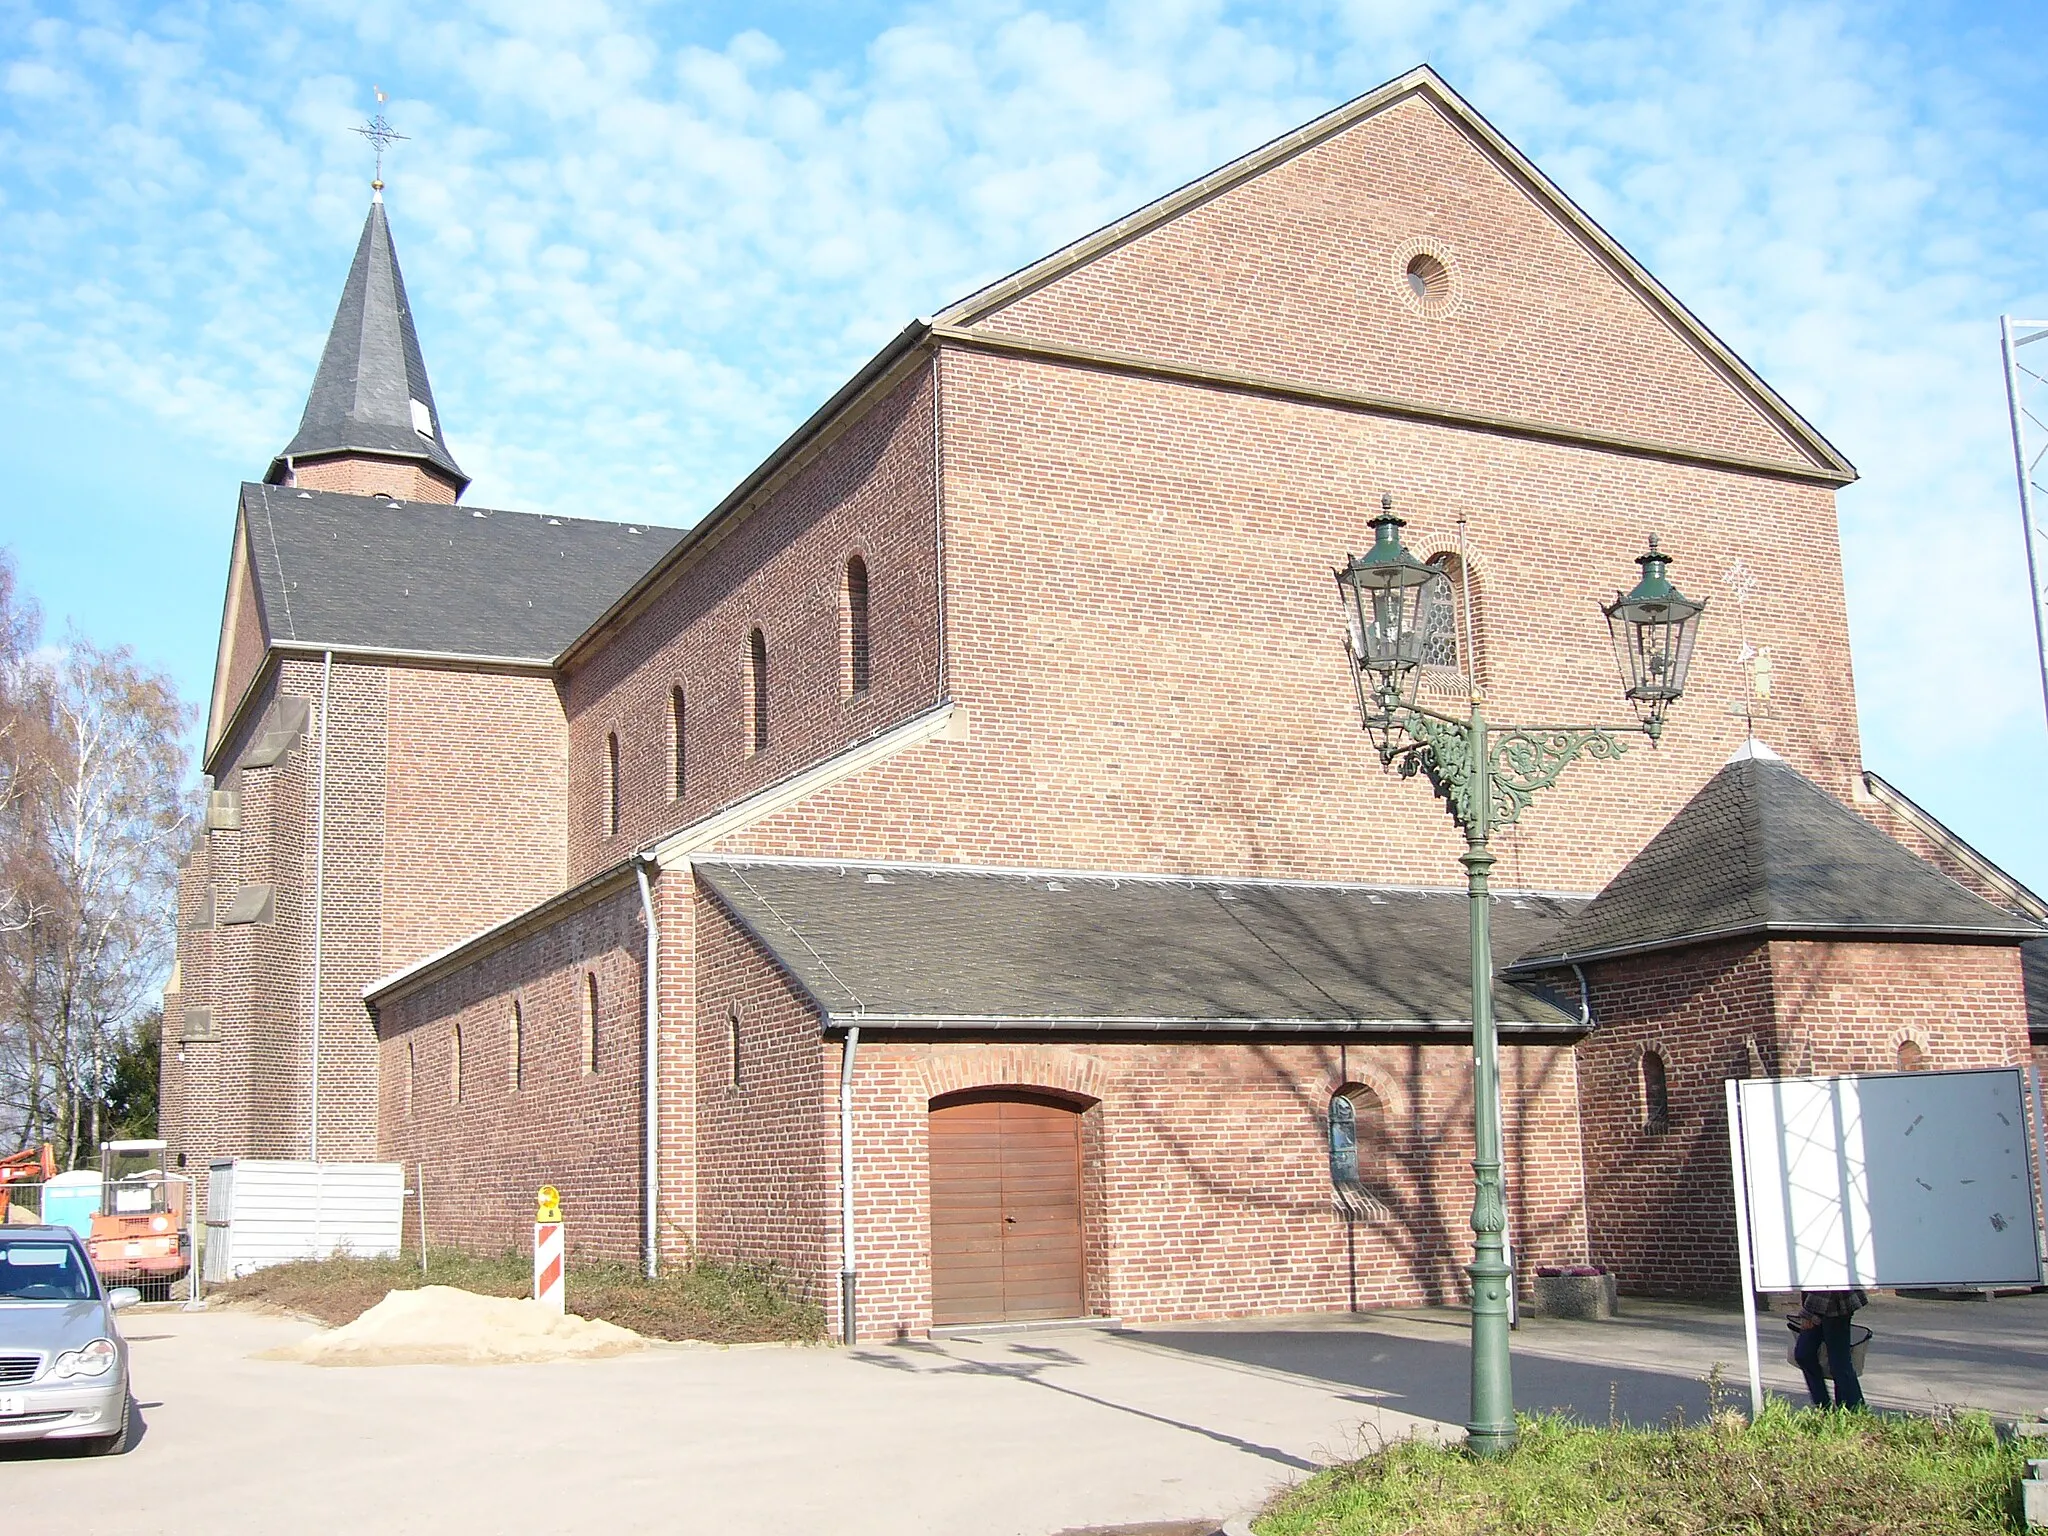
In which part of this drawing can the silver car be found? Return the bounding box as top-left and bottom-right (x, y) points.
(0, 1225), (138, 1454)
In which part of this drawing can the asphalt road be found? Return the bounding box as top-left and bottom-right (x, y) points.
(5, 1291), (2042, 1535)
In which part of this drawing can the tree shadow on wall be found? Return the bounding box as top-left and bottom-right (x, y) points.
(1018, 882), (1587, 1311)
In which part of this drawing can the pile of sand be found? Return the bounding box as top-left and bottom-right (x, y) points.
(267, 1285), (649, 1367)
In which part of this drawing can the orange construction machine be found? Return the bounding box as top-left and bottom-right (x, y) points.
(0, 1143), (57, 1222)
(87, 1140), (190, 1291)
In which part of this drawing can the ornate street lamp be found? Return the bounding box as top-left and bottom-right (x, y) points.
(1333, 496), (1704, 1457)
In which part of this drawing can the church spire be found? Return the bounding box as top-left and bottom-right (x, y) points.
(266, 197), (469, 500)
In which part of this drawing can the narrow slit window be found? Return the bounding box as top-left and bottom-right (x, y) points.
(605, 732), (621, 837)
(1641, 1050), (1670, 1134)
(582, 973), (599, 1075)
(451, 1025), (463, 1105)
(405, 1040), (415, 1116)
(509, 1000), (523, 1091)
(728, 1004), (742, 1088)
(671, 687), (687, 800)
(747, 629), (769, 755)
(844, 555), (871, 696)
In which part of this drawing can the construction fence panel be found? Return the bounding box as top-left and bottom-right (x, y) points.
(205, 1160), (405, 1281)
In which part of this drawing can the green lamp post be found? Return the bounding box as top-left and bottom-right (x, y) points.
(1333, 498), (1705, 1457)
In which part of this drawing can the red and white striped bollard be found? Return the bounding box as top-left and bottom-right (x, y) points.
(534, 1185), (565, 1314)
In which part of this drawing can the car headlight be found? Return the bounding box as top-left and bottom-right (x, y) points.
(52, 1338), (118, 1379)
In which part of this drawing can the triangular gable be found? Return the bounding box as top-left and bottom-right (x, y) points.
(205, 512), (271, 766)
(939, 67), (1853, 483)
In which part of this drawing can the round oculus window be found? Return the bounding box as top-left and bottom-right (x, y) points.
(1405, 252), (1450, 306)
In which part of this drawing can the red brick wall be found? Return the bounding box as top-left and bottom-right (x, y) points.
(382, 665), (568, 967)
(690, 890), (837, 1299)
(970, 90), (1820, 473)
(827, 1035), (1586, 1341)
(289, 454), (461, 503)
(167, 653), (577, 1180)
(1766, 938), (2029, 1074)
(713, 343), (1860, 897)
(374, 879), (649, 1261)
(1569, 937), (2032, 1297)
(561, 364), (941, 882)
(1570, 940), (1776, 1296)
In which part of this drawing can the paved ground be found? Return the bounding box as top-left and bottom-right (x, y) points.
(5, 1292), (2043, 1535)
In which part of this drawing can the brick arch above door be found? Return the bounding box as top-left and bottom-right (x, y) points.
(918, 1048), (1110, 1107)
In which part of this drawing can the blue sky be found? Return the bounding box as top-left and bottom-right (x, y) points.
(3, 0), (2046, 889)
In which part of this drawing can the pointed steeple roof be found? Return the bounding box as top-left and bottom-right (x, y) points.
(268, 196), (468, 493)
(1506, 747), (2042, 970)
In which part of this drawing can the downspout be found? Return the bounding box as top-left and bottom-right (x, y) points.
(308, 649), (332, 1162)
(839, 1022), (861, 1345)
(1571, 963), (1594, 1028)
(635, 858), (659, 1279)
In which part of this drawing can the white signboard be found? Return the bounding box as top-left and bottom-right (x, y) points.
(1736, 1068), (2041, 1290)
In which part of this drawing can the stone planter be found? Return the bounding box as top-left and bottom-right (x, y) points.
(1531, 1269), (1619, 1320)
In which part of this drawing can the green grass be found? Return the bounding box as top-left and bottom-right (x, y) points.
(1256, 1405), (2028, 1536)
(214, 1247), (825, 1344)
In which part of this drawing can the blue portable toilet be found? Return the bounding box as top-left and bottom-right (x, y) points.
(41, 1170), (102, 1238)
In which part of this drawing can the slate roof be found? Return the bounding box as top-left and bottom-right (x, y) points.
(240, 483), (684, 661)
(1507, 747), (2044, 971)
(694, 860), (1586, 1033)
(268, 199), (468, 490)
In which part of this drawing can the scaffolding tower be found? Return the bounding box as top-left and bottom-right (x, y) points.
(2003, 316), (2048, 727)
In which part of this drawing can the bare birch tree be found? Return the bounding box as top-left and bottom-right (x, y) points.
(36, 640), (191, 1162)
(0, 552), (193, 1158)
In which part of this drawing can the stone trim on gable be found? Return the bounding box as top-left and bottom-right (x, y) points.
(930, 324), (1850, 487)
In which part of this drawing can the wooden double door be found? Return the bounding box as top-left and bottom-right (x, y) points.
(929, 1093), (1086, 1326)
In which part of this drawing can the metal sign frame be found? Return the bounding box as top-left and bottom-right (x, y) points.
(1726, 1067), (2047, 1416)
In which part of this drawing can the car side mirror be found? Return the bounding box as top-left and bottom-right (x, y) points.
(107, 1288), (141, 1311)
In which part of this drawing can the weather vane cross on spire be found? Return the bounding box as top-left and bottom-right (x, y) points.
(354, 87), (409, 193)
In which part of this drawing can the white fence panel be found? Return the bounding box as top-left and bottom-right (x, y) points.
(205, 1160), (405, 1279)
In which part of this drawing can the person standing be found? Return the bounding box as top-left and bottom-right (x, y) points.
(1792, 1287), (1868, 1409)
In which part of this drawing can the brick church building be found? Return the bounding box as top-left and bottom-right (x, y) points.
(162, 67), (2046, 1339)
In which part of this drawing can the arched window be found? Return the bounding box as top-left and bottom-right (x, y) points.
(671, 687), (687, 800)
(747, 629), (769, 755)
(582, 973), (599, 1075)
(605, 731), (620, 836)
(451, 1024), (464, 1105)
(1421, 553), (1471, 679)
(1329, 1083), (1386, 1193)
(728, 1003), (743, 1088)
(509, 1000), (523, 1091)
(844, 555), (871, 697)
(1641, 1050), (1670, 1134)
(1897, 1039), (1926, 1071)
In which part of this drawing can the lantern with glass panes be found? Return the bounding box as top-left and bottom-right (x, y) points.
(1328, 496), (1704, 1462)
(1602, 535), (1705, 738)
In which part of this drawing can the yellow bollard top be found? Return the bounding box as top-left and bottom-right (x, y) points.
(535, 1185), (562, 1224)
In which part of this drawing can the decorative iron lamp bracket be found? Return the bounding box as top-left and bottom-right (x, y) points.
(1380, 703), (1644, 840)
